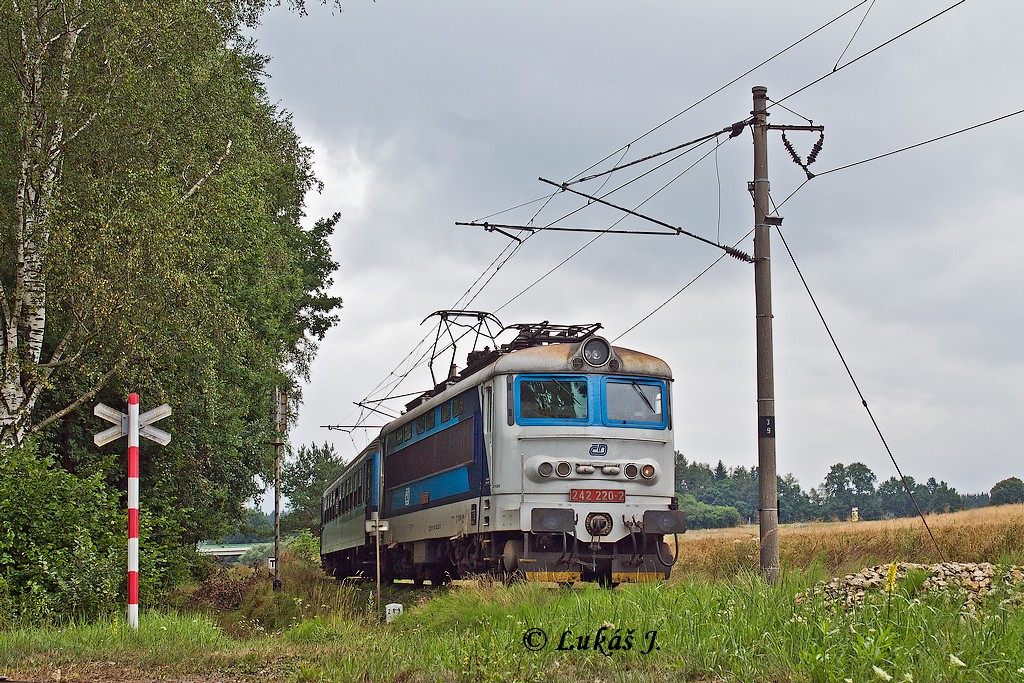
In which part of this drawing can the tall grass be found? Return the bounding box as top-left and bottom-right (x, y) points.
(3, 506), (1024, 682)
(6, 575), (1024, 682)
(0, 611), (228, 664)
(675, 504), (1024, 578)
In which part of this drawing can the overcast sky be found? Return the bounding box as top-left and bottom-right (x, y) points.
(250, 0), (1023, 502)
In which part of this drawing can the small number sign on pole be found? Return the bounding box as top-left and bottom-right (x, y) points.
(94, 394), (171, 629)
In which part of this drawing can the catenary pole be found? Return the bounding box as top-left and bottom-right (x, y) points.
(273, 386), (285, 591)
(752, 86), (780, 583)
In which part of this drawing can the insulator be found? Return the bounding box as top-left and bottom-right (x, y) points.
(806, 132), (825, 166)
(726, 246), (754, 263)
(781, 132), (803, 168)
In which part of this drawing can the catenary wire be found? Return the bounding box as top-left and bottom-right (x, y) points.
(772, 0), (968, 108)
(563, 0), (870, 184)
(765, 106), (1024, 218)
(612, 229), (755, 343)
(814, 108), (1024, 177)
(494, 136), (736, 313)
(833, 0), (879, 71)
(466, 1), (870, 224)
(341, 2), (875, 432)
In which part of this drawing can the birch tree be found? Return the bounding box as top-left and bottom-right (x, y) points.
(1, 0), (339, 446)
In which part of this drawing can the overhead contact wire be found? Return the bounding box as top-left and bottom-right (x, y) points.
(466, 1), (870, 223)
(351, 1), (878, 426)
(815, 108), (1024, 177)
(772, 0), (968, 108)
(495, 136), (736, 313)
(563, 0), (870, 184)
(612, 229), (755, 343)
(833, 0), (879, 71)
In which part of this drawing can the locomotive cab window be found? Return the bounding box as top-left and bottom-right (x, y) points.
(516, 376), (588, 422)
(604, 379), (667, 426)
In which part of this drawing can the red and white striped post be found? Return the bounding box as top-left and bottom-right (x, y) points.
(127, 393), (140, 629)
(94, 394), (170, 630)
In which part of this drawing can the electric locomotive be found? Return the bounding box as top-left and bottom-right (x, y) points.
(321, 320), (685, 585)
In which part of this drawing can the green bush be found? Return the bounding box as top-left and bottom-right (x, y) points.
(286, 529), (320, 565)
(0, 440), (122, 624)
(679, 493), (742, 529)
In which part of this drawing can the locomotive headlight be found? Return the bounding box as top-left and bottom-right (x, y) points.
(624, 463), (639, 479)
(555, 461), (572, 477)
(640, 463), (656, 480)
(581, 337), (611, 367)
(538, 461), (553, 477)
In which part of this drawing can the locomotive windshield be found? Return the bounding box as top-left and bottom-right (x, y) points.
(605, 379), (663, 424)
(514, 374), (668, 429)
(518, 378), (588, 420)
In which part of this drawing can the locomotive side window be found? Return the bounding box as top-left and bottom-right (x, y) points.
(425, 410), (436, 430)
(441, 402), (451, 422)
(453, 397), (463, 417)
(518, 377), (588, 421)
(604, 379), (666, 426)
(483, 386), (492, 434)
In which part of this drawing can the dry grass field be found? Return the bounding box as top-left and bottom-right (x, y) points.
(673, 503), (1024, 580)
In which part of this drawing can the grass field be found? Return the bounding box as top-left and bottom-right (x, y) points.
(3, 505), (1024, 682)
(674, 504), (1024, 580)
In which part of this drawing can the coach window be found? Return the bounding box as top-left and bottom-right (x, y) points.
(518, 376), (588, 421)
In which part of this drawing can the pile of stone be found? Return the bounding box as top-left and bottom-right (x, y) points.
(797, 562), (1024, 611)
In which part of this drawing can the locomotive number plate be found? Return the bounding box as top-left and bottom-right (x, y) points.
(570, 488), (626, 503)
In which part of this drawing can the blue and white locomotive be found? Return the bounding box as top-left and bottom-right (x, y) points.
(321, 320), (685, 585)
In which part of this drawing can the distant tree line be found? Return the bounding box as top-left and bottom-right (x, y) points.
(674, 453), (1018, 530)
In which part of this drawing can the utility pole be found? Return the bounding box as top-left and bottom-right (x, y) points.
(272, 385), (287, 591)
(751, 86), (780, 584)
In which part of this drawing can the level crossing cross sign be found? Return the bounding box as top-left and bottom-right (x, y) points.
(94, 402), (172, 446)
(93, 395), (171, 630)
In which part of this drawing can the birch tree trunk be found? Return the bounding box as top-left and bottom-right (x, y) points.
(2, 0), (83, 444)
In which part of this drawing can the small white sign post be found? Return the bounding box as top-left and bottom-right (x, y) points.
(94, 395), (171, 629)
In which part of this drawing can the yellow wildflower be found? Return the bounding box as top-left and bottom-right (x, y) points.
(885, 561), (899, 593)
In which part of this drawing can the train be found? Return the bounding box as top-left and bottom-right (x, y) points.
(320, 320), (685, 585)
